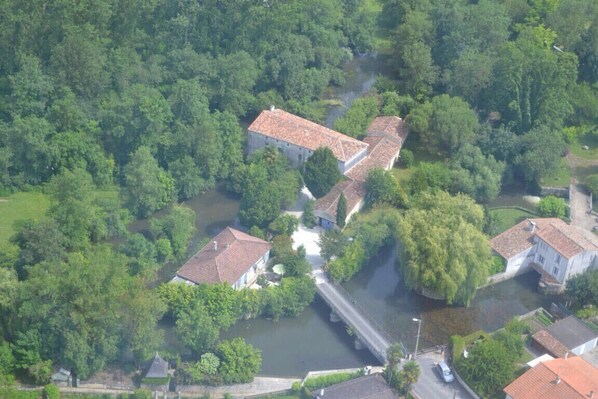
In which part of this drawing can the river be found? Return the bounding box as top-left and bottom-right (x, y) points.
(223, 245), (558, 377)
(155, 53), (560, 378)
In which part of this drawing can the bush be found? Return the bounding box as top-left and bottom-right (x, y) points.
(538, 195), (566, 218)
(400, 149), (414, 168)
(43, 384), (60, 399)
(587, 174), (598, 197)
(302, 200), (316, 228)
(489, 256), (505, 275)
(303, 371), (362, 391)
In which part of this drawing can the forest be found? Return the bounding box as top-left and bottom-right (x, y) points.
(1, 0), (598, 390)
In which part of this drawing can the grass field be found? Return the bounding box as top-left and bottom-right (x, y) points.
(489, 207), (538, 234)
(541, 157), (571, 187)
(569, 133), (598, 160)
(0, 191), (50, 244)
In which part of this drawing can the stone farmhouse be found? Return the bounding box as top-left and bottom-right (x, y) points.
(490, 218), (598, 292)
(247, 107), (409, 228)
(172, 227), (271, 290)
(503, 356), (598, 399)
(247, 107), (368, 174)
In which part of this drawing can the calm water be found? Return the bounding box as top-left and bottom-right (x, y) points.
(154, 54), (559, 378)
(323, 53), (379, 128)
(224, 245), (559, 377)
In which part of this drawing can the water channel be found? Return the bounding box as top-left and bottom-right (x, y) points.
(153, 53), (561, 377)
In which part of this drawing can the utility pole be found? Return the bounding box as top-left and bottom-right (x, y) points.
(412, 317), (422, 360)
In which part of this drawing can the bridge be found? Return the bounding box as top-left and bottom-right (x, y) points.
(313, 271), (396, 364)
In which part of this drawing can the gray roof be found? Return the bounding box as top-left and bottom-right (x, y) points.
(145, 353), (169, 379)
(314, 374), (398, 399)
(545, 316), (598, 350)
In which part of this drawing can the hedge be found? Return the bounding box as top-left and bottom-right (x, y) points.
(303, 371), (362, 391)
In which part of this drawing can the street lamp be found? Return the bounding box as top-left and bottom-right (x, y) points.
(412, 318), (422, 360)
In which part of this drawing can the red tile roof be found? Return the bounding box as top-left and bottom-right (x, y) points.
(175, 227), (271, 285)
(490, 218), (598, 260)
(248, 108), (368, 162)
(313, 179), (366, 222)
(345, 136), (402, 182)
(367, 116), (409, 144)
(534, 219), (598, 258)
(532, 330), (571, 358)
(504, 357), (598, 399)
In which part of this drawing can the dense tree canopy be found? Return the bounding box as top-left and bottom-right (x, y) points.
(397, 191), (492, 305)
(303, 147), (342, 198)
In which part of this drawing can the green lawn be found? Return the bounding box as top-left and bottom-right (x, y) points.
(541, 157), (571, 187)
(489, 207), (538, 234)
(0, 191), (50, 244)
(569, 133), (598, 160)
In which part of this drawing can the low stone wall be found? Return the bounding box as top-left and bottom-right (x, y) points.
(452, 368), (481, 399)
(540, 186), (569, 198)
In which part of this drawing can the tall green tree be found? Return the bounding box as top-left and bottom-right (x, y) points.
(123, 146), (175, 217)
(397, 191), (491, 305)
(176, 301), (219, 356)
(336, 193), (347, 228)
(216, 338), (262, 384)
(304, 147), (342, 198)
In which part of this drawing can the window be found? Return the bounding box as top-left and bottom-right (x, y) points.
(552, 266), (559, 276)
(555, 254), (561, 264)
(298, 154), (302, 161)
(538, 254), (545, 264)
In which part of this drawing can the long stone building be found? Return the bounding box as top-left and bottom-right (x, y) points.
(247, 107), (409, 228)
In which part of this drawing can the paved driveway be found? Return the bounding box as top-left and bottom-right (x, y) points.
(569, 182), (596, 232)
(412, 352), (474, 399)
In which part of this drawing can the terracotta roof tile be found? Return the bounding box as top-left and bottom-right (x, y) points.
(490, 218), (598, 260)
(314, 179), (366, 221)
(503, 357), (598, 399)
(534, 219), (598, 258)
(532, 330), (571, 358)
(345, 136), (402, 182)
(175, 227), (271, 285)
(367, 116), (409, 144)
(248, 108), (368, 162)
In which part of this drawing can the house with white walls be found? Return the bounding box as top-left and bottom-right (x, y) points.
(490, 218), (598, 292)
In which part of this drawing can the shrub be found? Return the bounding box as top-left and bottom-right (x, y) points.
(43, 384), (60, 399)
(303, 371), (362, 391)
(400, 149), (414, 168)
(538, 195), (566, 218)
(302, 199), (316, 228)
(587, 174), (598, 197)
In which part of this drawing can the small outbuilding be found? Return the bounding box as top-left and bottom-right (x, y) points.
(51, 368), (72, 387)
(531, 316), (598, 357)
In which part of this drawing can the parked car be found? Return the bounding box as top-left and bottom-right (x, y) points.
(435, 361), (455, 383)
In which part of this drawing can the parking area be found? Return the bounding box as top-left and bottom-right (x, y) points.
(412, 352), (474, 399)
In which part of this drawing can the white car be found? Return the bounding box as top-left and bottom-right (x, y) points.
(435, 361), (455, 383)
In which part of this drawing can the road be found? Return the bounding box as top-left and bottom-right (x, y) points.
(412, 352), (474, 399)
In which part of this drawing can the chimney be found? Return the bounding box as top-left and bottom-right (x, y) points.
(226, 243), (230, 249)
(528, 220), (537, 233)
(565, 351), (569, 359)
(589, 390), (594, 398)
(213, 241), (218, 251)
(555, 375), (561, 384)
(270, 105), (276, 111)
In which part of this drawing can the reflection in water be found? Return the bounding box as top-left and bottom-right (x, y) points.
(222, 297), (379, 377)
(224, 245), (560, 377)
(343, 245), (560, 352)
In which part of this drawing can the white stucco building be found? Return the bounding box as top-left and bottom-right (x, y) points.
(490, 218), (598, 291)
